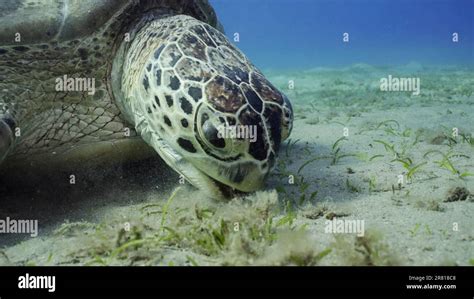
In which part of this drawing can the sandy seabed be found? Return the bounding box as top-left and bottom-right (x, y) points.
(0, 64), (473, 266)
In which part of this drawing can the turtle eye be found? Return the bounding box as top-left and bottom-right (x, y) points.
(202, 119), (225, 149)
(199, 111), (230, 151)
(196, 104), (234, 155)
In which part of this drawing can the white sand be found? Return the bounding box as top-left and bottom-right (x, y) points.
(1, 64), (473, 266)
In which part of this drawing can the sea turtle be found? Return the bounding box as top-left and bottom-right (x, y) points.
(0, 0), (293, 198)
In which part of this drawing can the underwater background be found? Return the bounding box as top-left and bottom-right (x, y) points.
(0, 0), (473, 266)
(211, 0), (473, 68)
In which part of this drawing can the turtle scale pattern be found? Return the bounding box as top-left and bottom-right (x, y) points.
(0, 0), (220, 158)
(0, 0), (293, 196)
(120, 15), (293, 184)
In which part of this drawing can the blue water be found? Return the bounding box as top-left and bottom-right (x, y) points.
(210, 0), (474, 69)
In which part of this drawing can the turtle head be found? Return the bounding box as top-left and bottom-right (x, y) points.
(188, 81), (293, 194)
(114, 15), (293, 198)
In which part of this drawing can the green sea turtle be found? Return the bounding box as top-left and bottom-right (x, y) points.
(0, 0), (293, 198)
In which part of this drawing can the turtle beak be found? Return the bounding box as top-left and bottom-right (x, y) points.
(205, 175), (243, 199)
(191, 157), (267, 194)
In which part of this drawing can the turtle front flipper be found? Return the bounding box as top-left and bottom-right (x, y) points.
(112, 14), (293, 198)
(0, 115), (15, 164)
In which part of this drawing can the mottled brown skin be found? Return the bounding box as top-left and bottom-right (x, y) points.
(0, 1), (293, 198)
(0, 0), (220, 162)
(116, 15), (293, 196)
